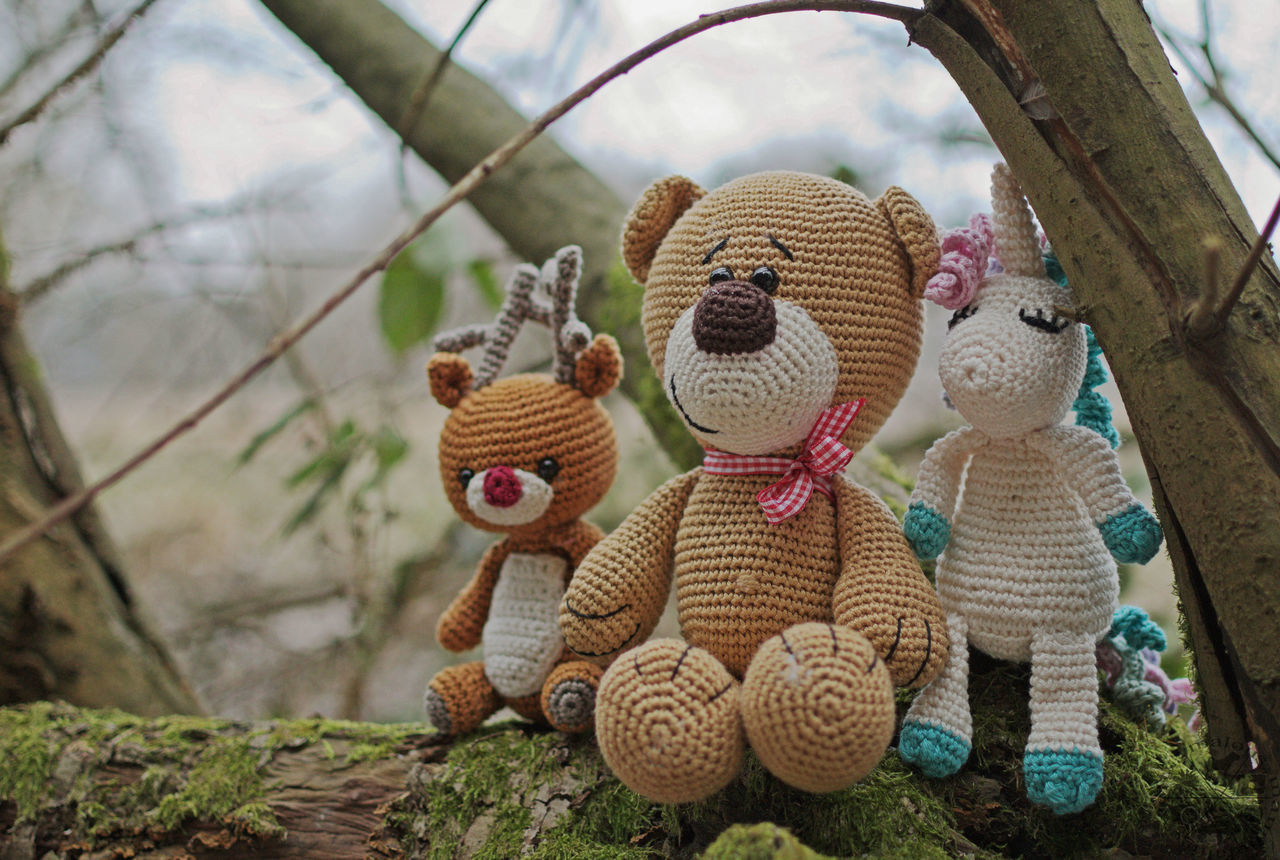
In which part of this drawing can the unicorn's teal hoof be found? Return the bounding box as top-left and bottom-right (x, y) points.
(898, 720), (970, 778)
(1024, 748), (1104, 815)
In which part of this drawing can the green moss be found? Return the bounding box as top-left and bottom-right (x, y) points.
(702, 823), (831, 859)
(0, 701), (56, 820)
(152, 735), (280, 835)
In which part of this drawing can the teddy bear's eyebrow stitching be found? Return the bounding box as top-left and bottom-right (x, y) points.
(767, 234), (795, 261)
(701, 237), (730, 265)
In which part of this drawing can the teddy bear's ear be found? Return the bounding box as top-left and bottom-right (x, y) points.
(426, 352), (473, 408)
(574, 333), (623, 399)
(875, 187), (941, 298)
(622, 175), (706, 284)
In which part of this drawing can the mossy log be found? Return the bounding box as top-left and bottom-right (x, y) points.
(0, 657), (1260, 859)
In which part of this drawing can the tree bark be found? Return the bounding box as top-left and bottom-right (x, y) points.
(0, 228), (199, 716)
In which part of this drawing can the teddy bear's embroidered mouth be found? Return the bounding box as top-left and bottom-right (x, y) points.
(668, 376), (718, 434)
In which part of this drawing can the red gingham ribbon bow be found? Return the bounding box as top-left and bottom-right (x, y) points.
(702, 399), (865, 524)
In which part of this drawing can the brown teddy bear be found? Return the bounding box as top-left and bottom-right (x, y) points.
(424, 246), (623, 735)
(558, 172), (950, 802)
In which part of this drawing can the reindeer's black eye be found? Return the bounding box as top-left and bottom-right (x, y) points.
(1018, 307), (1070, 333)
(749, 266), (779, 294)
(709, 267), (734, 286)
(947, 304), (978, 330)
(458, 468), (475, 489)
(536, 457), (560, 483)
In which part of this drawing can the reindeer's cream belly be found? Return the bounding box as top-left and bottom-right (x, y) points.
(483, 552), (567, 698)
(937, 447), (1117, 662)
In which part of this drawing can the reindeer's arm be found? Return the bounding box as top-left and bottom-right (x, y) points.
(1032, 426), (1163, 564)
(436, 539), (511, 652)
(834, 476), (949, 688)
(903, 427), (983, 560)
(559, 469), (702, 665)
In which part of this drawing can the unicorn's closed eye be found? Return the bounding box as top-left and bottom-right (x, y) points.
(898, 163), (1164, 815)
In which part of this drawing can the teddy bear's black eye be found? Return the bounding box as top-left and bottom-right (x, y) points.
(709, 267), (734, 286)
(458, 468), (475, 489)
(750, 266), (779, 294)
(536, 457), (560, 482)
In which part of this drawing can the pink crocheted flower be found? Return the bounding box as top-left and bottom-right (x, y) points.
(924, 213), (993, 310)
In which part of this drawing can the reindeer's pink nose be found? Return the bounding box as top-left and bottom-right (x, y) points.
(483, 466), (522, 507)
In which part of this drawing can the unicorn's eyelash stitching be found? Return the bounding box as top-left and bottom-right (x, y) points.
(1018, 307), (1070, 333)
(947, 304), (978, 330)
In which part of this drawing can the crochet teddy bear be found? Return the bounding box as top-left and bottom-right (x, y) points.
(898, 163), (1163, 815)
(558, 171), (950, 803)
(423, 246), (623, 736)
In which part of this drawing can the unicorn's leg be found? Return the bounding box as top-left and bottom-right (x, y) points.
(899, 613), (971, 778)
(1024, 629), (1104, 815)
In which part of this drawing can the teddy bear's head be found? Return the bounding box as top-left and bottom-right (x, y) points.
(426, 246), (621, 535)
(623, 171), (939, 457)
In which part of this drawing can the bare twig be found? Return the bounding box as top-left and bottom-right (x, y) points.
(396, 0), (492, 140)
(1185, 195), (1280, 341)
(1184, 236), (1224, 340)
(1217, 194), (1280, 323)
(0, 0), (921, 565)
(0, 0), (163, 147)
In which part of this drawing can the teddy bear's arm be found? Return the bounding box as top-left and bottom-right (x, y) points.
(1031, 426), (1163, 564)
(903, 427), (982, 560)
(833, 476), (950, 689)
(559, 469), (702, 665)
(436, 539), (511, 653)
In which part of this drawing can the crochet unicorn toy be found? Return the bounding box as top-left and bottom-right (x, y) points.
(898, 164), (1163, 815)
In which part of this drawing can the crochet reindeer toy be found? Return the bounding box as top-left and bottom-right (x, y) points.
(423, 246), (623, 736)
(898, 164), (1163, 815)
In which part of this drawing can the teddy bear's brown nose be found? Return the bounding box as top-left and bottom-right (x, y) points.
(692, 281), (777, 355)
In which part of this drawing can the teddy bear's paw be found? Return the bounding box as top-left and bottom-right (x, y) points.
(898, 719), (971, 778)
(424, 661), (502, 737)
(541, 660), (603, 733)
(1024, 747), (1104, 815)
(740, 622), (895, 793)
(596, 639), (744, 803)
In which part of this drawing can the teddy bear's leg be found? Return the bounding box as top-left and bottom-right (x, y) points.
(739, 622), (895, 793)
(1023, 629), (1105, 815)
(541, 659), (603, 733)
(595, 639), (744, 804)
(899, 613), (973, 778)
(423, 661), (502, 736)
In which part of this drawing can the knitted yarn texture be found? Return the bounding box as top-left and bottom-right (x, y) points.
(899, 164), (1164, 816)
(422, 247), (623, 736)
(561, 171), (948, 804)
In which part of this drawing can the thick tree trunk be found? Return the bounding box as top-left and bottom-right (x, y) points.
(908, 2), (1280, 850)
(0, 659), (1263, 858)
(0, 231), (199, 716)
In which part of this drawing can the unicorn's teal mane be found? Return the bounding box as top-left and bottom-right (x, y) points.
(1044, 251), (1120, 448)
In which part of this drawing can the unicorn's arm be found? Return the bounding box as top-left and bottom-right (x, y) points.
(903, 427), (982, 560)
(1033, 426), (1163, 564)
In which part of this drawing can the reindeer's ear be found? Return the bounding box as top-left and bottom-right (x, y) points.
(622, 175), (705, 284)
(575, 334), (622, 399)
(875, 186), (941, 298)
(427, 353), (473, 408)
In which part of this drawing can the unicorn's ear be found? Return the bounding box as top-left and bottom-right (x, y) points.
(427, 353), (473, 408)
(990, 163), (1045, 278)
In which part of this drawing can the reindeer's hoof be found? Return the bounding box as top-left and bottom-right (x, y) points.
(898, 719), (970, 778)
(740, 623), (895, 793)
(542, 661), (603, 733)
(1024, 747), (1104, 815)
(596, 640), (744, 804)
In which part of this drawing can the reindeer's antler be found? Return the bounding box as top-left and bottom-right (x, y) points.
(432, 245), (596, 390)
(990, 163), (1045, 279)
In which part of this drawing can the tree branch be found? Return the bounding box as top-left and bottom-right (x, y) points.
(0, 0), (163, 148)
(0, 0), (921, 564)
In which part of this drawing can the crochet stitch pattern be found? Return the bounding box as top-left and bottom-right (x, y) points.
(898, 164), (1164, 816)
(561, 171), (948, 803)
(422, 246), (621, 736)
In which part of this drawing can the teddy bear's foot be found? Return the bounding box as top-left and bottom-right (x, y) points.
(740, 622), (895, 793)
(1023, 747), (1104, 815)
(898, 719), (971, 778)
(423, 661), (502, 736)
(541, 660), (603, 733)
(596, 639), (744, 804)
